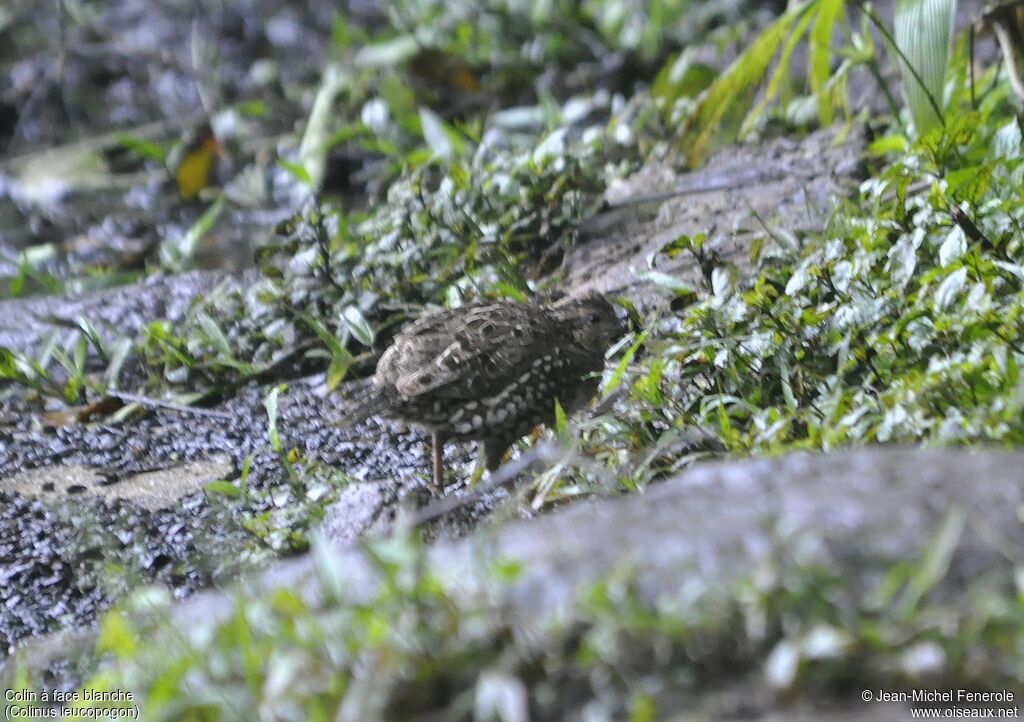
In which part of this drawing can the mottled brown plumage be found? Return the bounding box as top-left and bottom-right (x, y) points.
(351, 293), (624, 490)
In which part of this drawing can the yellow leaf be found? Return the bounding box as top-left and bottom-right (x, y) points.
(175, 134), (220, 199)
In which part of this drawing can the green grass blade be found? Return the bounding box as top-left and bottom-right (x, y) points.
(680, 0), (816, 165)
(810, 0), (846, 126)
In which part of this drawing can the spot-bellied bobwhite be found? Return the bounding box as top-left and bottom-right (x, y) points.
(348, 293), (625, 490)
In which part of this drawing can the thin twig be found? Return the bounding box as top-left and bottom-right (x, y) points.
(112, 391), (233, 419)
(604, 172), (787, 211)
(950, 204), (1004, 259)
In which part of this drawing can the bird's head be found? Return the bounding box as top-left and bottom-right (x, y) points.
(549, 292), (627, 356)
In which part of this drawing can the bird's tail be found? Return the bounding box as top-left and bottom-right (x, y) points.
(333, 380), (395, 428)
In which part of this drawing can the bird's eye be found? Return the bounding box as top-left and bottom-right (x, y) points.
(588, 313), (600, 323)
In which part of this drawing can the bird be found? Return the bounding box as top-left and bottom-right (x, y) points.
(346, 292), (625, 491)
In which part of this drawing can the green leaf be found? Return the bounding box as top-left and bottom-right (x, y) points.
(933, 267), (967, 311)
(295, 311), (355, 389)
(938, 226), (966, 266)
(419, 107), (463, 158)
(612, 295), (644, 330)
(553, 397), (569, 439)
(104, 338), (133, 391)
(652, 49), (718, 105)
(205, 480), (242, 498)
(779, 356), (798, 410)
(332, 12), (352, 49)
(494, 282), (529, 302)
(236, 99), (267, 117)
(893, 0), (955, 133)
(656, 232), (704, 258)
(116, 133), (168, 163)
(197, 313), (236, 363)
(72, 334), (87, 374)
(895, 506), (965, 617)
(809, 0), (844, 126)
(379, 76), (420, 134)
(742, 2), (817, 136)
(298, 64), (350, 191)
(639, 270), (697, 296)
(711, 266), (734, 298)
(327, 353), (354, 389)
(0, 347), (17, 379)
(265, 384), (285, 452)
(278, 159), (313, 186)
(680, 1), (815, 164)
(994, 261), (1024, 283)
(888, 236), (918, 286)
(239, 454), (253, 499)
(786, 258), (815, 295)
(354, 35), (419, 67)
(533, 128), (566, 164)
(605, 329), (648, 397)
(868, 134), (910, 155)
(341, 306), (375, 347)
(160, 196), (225, 271)
(15, 145), (109, 205)
(75, 316), (108, 362)
(994, 119), (1023, 159)
(96, 611), (137, 659)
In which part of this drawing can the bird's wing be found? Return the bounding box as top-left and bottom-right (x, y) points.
(391, 303), (565, 401)
(374, 306), (463, 383)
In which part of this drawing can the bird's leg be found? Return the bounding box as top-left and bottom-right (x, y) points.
(431, 431), (445, 494)
(481, 436), (514, 481)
